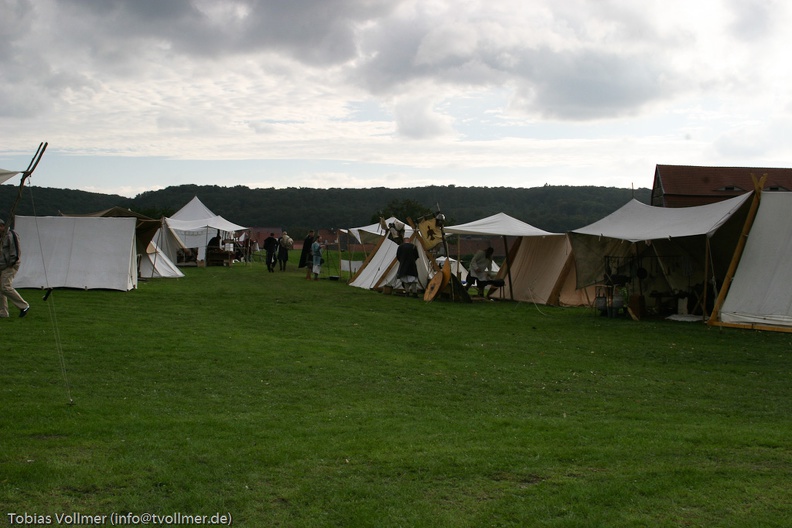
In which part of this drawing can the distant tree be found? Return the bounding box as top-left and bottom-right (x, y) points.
(371, 198), (433, 223)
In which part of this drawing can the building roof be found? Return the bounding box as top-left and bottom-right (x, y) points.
(652, 164), (792, 207)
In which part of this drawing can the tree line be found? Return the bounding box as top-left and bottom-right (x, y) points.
(1, 183), (650, 240)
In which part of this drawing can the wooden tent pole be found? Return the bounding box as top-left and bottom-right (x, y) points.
(701, 237), (710, 320)
(708, 175), (766, 327)
(502, 235), (514, 301)
(337, 231), (343, 280)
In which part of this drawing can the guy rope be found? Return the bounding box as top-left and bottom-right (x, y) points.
(5, 143), (73, 404)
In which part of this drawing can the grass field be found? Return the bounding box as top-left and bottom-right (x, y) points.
(2, 263), (791, 527)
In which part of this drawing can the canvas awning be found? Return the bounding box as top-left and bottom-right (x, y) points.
(571, 193), (752, 242)
(569, 193), (754, 310)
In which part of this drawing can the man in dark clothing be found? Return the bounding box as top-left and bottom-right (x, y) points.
(263, 233), (279, 272)
(298, 230), (315, 279)
(396, 239), (420, 297)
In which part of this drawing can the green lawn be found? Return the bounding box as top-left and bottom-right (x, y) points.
(2, 263), (791, 527)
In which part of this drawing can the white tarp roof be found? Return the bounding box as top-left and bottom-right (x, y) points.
(1, 169), (20, 184)
(572, 193), (752, 241)
(15, 216), (138, 291)
(445, 212), (556, 237)
(719, 193), (792, 328)
(570, 192), (754, 295)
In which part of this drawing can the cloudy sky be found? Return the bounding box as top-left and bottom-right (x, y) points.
(1, 0), (790, 197)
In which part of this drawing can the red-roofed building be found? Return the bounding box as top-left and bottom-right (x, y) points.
(651, 165), (792, 207)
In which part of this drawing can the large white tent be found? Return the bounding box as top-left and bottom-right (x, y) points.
(445, 212), (591, 305)
(15, 216), (138, 291)
(161, 196), (246, 262)
(715, 193), (792, 330)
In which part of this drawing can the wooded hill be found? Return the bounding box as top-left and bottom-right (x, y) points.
(1, 183), (651, 238)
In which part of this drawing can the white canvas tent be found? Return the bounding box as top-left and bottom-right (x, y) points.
(15, 216), (138, 291)
(164, 196), (246, 262)
(445, 212), (590, 305)
(140, 240), (184, 279)
(348, 236), (435, 291)
(569, 193), (753, 316)
(715, 193), (792, 330)
(63, 206), (183, 280)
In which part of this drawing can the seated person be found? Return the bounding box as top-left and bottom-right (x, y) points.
(207, 230), (222, 252)
(468, 247), (503, 299)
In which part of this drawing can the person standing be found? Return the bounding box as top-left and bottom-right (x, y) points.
(311, 236), (324, 281)
(396, 238), (420, 297)
(263, 232), (279, 273)
(0, 219), (30, 318)
(299, 230), (315, 280)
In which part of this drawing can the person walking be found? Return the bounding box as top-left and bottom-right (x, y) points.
(0, 219), (30, 318)
(263, 232), (279, 272)
(277, 231), (292, 271)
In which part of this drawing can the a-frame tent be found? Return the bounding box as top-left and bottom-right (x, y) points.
(712, 192), (792, 331)
(569, 193), (753, 317)
(163, 196), (246, 262)
(348, 235), (435, 292)
(140, 240), (185, 279)
(444, 212), (590, 305)
(63, 206), (183, 279)
(15, 216), (138, 291)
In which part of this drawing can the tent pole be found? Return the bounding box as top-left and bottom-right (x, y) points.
(708, 175), (766, 327)
(456, 235), (462, 281)
(502, 235), (514, 301)
(701, 237), (710, 321)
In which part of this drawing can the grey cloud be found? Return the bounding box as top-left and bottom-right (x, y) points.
(56, 0), (393, 65)
(726, 0), (778, 41)
(512, 48), (671, 120)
